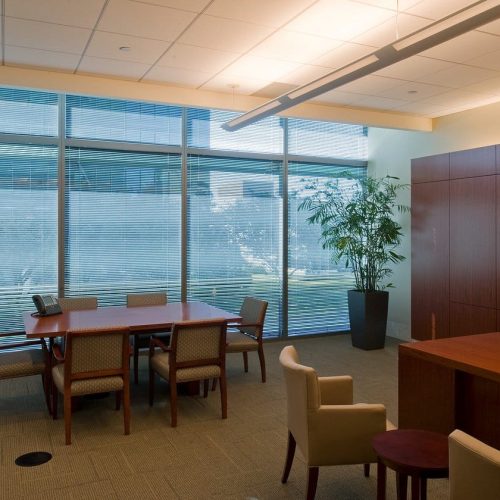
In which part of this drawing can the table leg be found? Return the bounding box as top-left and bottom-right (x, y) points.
(410, 474), (420, 500)
(377, 459), (386, 500)
(420, 477), (427, 500)
(396, 472), (407, 500)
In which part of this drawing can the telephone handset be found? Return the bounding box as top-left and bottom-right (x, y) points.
(32, 295), (62, 316)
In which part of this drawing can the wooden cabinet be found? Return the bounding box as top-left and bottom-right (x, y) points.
(412, 144), (500, 340)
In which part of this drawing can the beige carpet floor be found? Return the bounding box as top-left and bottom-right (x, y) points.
(0, 334), (449, 499)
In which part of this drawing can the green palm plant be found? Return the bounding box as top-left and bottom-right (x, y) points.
(299, 174), (409, 292)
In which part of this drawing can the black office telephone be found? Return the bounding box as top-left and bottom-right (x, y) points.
(32, 294), (62, 316)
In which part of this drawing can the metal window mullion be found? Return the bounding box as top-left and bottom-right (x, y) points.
(287, 153), (367, 167)
(186, 146), (282, 162)
(0, 133), (58, 145)
(65, 138), (182, 155)
(282, 119), (289, 339)
(57, 94), (66, 298)
(181, 108), (188, 303)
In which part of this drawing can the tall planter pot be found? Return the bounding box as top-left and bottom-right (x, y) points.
(348, 290), (389, 350)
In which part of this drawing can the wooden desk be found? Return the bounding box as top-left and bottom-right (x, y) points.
(24, 301), (241, 339)
(398, 332), (500, 448)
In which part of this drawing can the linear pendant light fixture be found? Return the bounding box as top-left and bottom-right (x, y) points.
(223, 0), (500, 131)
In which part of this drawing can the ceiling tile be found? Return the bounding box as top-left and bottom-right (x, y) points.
(379, 81), (449, 101)
(5, 0), (106, 29)
(375, 55), (455, 81)
(463, 75), (500, 96)
(144, 66), (212, 87)
(220, 55), (299, 82)
(5, 18), (91, 54)
(465, 49), (500, 72)
(405, 0), (479, 20)
(205, 0), (315, 28)
(97, 0), (196, 41)
(420, 31), (500, 64)
(353, 13), (431, 48)
(156, 43), (238, 73)
(251, 30), (341, 64)
(178, 14), (274, 52)
(201, 74), (272, 95)
(252, 82), (296, 98)
(355, 0), (422, 9)
(131, 0), (211, 12)
(442, 94), (500, 114)
(392, 100), (450, 117)
(77, 56), (150, 80)
(417, 63), (500, 88)
(277, 64), (332, 85)
(286, 0), (395, 41)
(420, 88), (489, 107)
(86, 32), (171, 64)
(339, 74), (406, 95)
(312, 89), (365, 105)
(478, 19), (500, 36)
(313, 42), (377, 69)
(5, 45), (81, 72)
(353, 94), (409, 109)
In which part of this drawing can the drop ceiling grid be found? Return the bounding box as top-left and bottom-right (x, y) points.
(0, 0), (499, 119)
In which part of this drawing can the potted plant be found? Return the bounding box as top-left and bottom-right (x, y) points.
(299, 174), (409, 349)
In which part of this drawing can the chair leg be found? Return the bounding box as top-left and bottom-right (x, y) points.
(281, 431), (296, 484)
(258, 344), (266, 383)
(52, 382), (58, 420)
(64, 393), (72, 445)
(123, 381), (130, 436)
(364, 463), (370, 477)
(133, 335), (139, 384)
(306, 467), (319, 500)
(219, 375), (227, 419)
(243, 352), (248, 372)
(211, 378), (217, 391)
(115, 390), (121, 411)
(148, 367), (155, 406)
(203, 379), (209, 398)
(41, 373), (52, 415)
(170, 382), (178, 427)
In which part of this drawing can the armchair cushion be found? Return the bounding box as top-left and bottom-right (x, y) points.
(225, 330), (258, 352)
(0, 349), (45, 379)
(318, 376), (353, 405)
(150, 351), (221, 382)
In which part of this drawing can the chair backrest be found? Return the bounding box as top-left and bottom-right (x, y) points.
(449, 429), (500, 500)
(64, 327), (130, 381)
(58, 296), (98, 312)
(279, 345), (321, 452)
(170, 319), (227, 369)
(239, 297), (268, 337)
(127, 292), (167, 307)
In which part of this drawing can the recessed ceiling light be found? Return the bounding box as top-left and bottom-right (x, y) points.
(119, 46), (131, 52)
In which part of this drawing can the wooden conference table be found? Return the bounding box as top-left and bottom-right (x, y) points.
(398, 332), (500, 449)
(23, 301), (241, 339)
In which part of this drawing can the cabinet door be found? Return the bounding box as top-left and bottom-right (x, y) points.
(450, 176), (496, 308)
(412, 154), (449, 184)
(449, 302), (496, 337)
(411, 181), (449, 340)
(450, 145), (496, 179)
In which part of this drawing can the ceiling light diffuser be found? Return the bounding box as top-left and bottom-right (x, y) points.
(223, 0), (500, 132)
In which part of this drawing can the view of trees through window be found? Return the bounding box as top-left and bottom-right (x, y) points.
(0, 88), (367, 337)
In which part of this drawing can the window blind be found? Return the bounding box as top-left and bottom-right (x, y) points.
(64, 147), (182, 305)
(66, 95), (182, 146)
(187, 155), (282, 336)
(288, 162), (365, 335)
(187, 108), (283, 154)
(288, 118), (368, 160)
(0, 143), (58, 333)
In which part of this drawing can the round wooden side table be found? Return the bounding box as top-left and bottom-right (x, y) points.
(372, 429), (449, 500)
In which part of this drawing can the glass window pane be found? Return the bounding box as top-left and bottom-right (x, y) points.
(288, 162), (366, 335)
(0, 143), (58, 332)
(66, 95), (182, 146)
(65, 147), (181, 304)
(187, 155), (282, 336)
(187, 108), (283, 154)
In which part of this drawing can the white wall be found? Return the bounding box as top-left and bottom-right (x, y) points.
(369, 100), (500, 340)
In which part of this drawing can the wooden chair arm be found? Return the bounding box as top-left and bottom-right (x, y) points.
(0, 332), (45, 351)
(52, 343), (65, 362)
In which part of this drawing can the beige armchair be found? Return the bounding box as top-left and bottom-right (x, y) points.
(449, 429), (500, 500)
(279, 345), (393, 500)
(149, 319), (227, 427)
(51, 326), (131, 445)
(126, 292), (168, 384)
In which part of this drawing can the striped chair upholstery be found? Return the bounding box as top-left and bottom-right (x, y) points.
(126, 292), (168, 384)
(0, 332), (51, 413)
(149, 319), (227, 427)
(51, 326), (131, 445)
(58, 296), (98, 311)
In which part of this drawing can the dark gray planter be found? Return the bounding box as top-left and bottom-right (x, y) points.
(348, 290), (389, 350)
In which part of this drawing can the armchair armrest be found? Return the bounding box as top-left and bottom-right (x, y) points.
(318, 376), (353, 405)
(0, 331), (44, 351)
(52, 343), (64, 362)
(307, 404), (388, 466)
(149, 336), (170, 357)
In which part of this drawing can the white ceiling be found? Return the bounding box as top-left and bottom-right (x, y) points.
(1, 0), (500, 119)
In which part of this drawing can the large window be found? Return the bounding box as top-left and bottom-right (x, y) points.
(0, 88), (367, 337)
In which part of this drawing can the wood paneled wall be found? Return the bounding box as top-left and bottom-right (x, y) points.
(411, 144), (500, 340)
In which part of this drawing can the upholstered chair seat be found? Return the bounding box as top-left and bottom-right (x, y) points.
(151, 351), (221, 382)
(225, 331), (258, 351)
